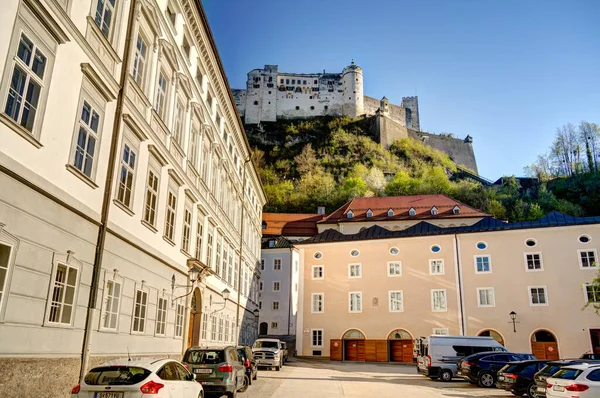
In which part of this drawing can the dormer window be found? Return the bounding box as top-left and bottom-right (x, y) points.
(409, 207), (416, 217)
(268, 240), (275, 248)
(261, 221), (267, 230)
(387, 208), (394, 217)
(366, 209), (373, 218)
(347, 210), (354, 219)
(431, 206), (438, 216)
(453, 205), (460, 215)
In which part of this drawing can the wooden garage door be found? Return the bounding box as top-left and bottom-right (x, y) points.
(391, 340), (414, 363)
(376, 340), (388, 362)
(532, 342), (559, 360)
(330, 339), (342, 361)
(365, 340), (388, 362)
(345, 340), (358, 361)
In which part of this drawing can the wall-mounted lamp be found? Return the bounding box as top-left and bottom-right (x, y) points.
(209, 288), (230, 315)
(509, 311), (519, 333)
(171, 265), (204, 306)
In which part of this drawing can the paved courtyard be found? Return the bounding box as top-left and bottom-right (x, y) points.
(242, 359), (515, 398)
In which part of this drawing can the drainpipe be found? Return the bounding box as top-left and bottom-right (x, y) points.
(79, 0), (137, 380)
(287, 248), (293, 336)
(235, 158), (251, 345)
(454, 234), (466, 335)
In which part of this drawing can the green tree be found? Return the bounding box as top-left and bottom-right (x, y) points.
(341, 177), (368, 199)
(294, 143), (318, 176)
(527, 203), (544, 221)
(385, 172), (421, 196)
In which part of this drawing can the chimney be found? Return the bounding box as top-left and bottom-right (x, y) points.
(317, 206), (326, 215)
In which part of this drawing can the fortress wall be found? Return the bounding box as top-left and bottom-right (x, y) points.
(409, 131), (478, 173)
(364, 96), (380, 115)
(232, 89), (246, 117)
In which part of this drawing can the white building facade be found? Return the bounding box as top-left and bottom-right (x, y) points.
(0, 0), (265, 396)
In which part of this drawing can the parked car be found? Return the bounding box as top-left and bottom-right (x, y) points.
(457, 352), (536, 388)
(71, 358), (203, 398)
(416, 335), (506, 381)
(252, 338), (284, 371)
(533, 360), (600, 398)
(546, 363), (600, 397)
(580, 353), (600, 360)
(280, 341), (289, 364)
(496, 359), (548, 398)
(182, 346), (246, 398)
(237, 345), (258, 385)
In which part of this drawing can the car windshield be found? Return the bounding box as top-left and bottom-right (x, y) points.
(552, 368), (583, 380)
(253, 341), (279, 349)
(184, 350), (225, 365)
(84, 366), (151, 385)
(502, 364), (522, 373)
(540, 364), (562, 377)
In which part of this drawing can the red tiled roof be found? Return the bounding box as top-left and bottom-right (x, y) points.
(320, 195), (489, 224)
(262, 213), (323, 236)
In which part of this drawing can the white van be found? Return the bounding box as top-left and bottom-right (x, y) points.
(416, 335), (506, 381)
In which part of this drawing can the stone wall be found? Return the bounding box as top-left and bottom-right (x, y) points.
(409, 131), (478, 173)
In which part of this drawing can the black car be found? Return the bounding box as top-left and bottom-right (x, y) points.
(496, 360), (547, 398)
(237, 346), (258, 385)
(533, 359), (600, 397)
(457, 352), (536, 388)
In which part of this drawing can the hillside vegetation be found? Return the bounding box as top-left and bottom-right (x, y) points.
(248, 116), (589, 220)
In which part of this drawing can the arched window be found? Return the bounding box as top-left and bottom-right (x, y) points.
(388, 329), (412, 340)
(253, 100), (258, 105)
(478, 329), (504, 345)
(342, 329), (365, 339)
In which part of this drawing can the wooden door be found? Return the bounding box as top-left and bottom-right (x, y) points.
(376, 340), (388, 362)
(357, 340), (366, 361)
(390, 340), (414, 363)
(365, 340), (377, 362)
(532, 342), (559, 360)
(330, 339), (342, 361)
(345, 340), (358, 361)
(187, 312), (195, 348)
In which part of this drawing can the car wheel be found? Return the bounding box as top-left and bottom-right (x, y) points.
(440, 369), (452, 382)
(227, 390), (237, 398)
(238, 375), (249, 393)
(478, 371), (495, 388)
(276, 363), (281, 371)
(527, 382), (537, 398)
(429, 376), (438, 380)
(253, 370), (257, 381)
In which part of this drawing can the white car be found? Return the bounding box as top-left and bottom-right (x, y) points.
(546, 363), (600, 397)
(71, 358), (204, 398)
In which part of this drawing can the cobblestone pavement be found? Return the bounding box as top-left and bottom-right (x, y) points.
(235, 359), (516, 398)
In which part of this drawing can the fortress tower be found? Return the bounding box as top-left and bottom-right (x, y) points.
(342, 61), (364, 118)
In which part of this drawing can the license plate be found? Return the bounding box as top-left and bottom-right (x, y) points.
(553, 385), (565, 392)
(194, 368), (213, 374)
(200, 381), (214, 385)
(95, 393), (123, 398)
(498, 376), (504, 381)
(537, 387), (546, 392)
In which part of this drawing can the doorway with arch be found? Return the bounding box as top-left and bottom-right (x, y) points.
(187, 288), (203, 348)
(388, 329), (414, 363)
(477, 329), (505, 346)
(531, 329), (559, 360)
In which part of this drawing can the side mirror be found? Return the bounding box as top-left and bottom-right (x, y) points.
(187, 373), (196, 381)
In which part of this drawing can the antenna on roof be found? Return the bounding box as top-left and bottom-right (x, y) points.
(127, 347), (131, 362)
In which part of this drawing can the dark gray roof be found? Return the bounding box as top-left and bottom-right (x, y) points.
(261, 236), (293, 249)
(297, 212), (600, 244)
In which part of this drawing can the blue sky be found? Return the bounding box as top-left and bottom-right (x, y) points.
(203, 0), (600, 180)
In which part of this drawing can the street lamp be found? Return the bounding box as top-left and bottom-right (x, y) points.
(209, 288), (230, 315)
(171, 266), (204, 305)
(509, 311), (518, 333)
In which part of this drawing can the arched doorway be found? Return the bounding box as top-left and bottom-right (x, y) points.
(259, 322), (268, 336)
(477, 329), (505, 346)
(531, 330), (559, 360)
(188, 288), (202, 348)
(342, 329), (366, 362)
(388, 329), (414, 363)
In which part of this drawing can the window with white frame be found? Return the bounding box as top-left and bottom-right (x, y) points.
(132, 289), (148, 332)
(430, 259), (444, 275)
(389, 291), (404, 312)
(388, 261), (402, 276)
(132, 33), (147, 87)
(312, 293), (324, 313)
(189, 126), (200, 169)
(431, 289), (447, 312)
(215, 238), (221, 276)
(0, 243), (12, 310)
(201, 312), (207, 340)
(210, 314), (216, 340)
(258, 301), (262, 309)
(312, 265), (324, 280)
(349, 263), (362, 278)
(218, 317), (223, 341)
(116, 142), (137, 208)
(164, 189), (177, 242)
(529, 286), (548, 306)
(349, 292), (362, 313)
(195, 216), (203, 259)
(271, 322), (278, 329)
(260, 259), (264, 270)
(585, 284), (600, 303)
(475, 255), (491, 273)
(273, 281), (280, 292)
(175, 303), (184, 337)
(227, 250), (233, 285)
(94, 0), (116, 39)
(143, 167), (159, 227)
(155, 297), (167, 335)
(4, 32), (51, 135)
(102, 279), (121, 330)
(154, 71), (168, 117)
(47, 263), (78, 325)
(173, 100), (185, 147)
(477, 287), (495, 307)
(181, 206), (192, 253)
(71, 99), (101, 178)
(224, 318), (229, 341)
(206, 229), (213, 268)
(274, 259), (281, 270)
(579, 250), (598, 268)
(525, 253), (543, 271)
(312, 329), (323, 347)
(433, 328), (449, 336)
(259, 281), (263, 291)
(272, 301), (279, 310)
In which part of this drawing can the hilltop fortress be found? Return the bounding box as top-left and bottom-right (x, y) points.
(233, 63), (478, 173)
